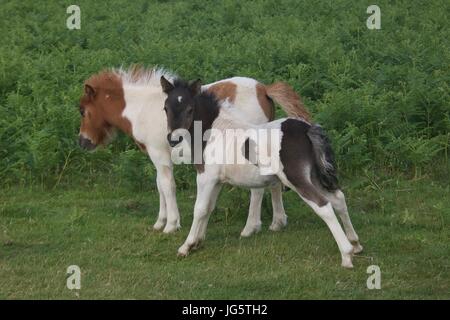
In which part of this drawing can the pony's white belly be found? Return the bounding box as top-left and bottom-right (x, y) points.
(220, 164), (279, 188)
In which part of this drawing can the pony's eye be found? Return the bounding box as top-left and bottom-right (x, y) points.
(163, 106), (167, 112)
(80, 108), (85, 117)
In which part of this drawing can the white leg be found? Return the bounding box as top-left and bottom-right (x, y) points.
(199, 184), (222, 239)
(241, 188), (264, 237)
(178, 175), (219, 256)
(153, 175), (167, 231)
(303, 199), (354, 268)
(155, 164), (180, 233)
(269, 183), (288, 231)
(328, 190), (363, 253)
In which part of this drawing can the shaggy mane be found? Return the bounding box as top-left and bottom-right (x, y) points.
(114, 65), (176, 86)
(85, 65), (176, 89)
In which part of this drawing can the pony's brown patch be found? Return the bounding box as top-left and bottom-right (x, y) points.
(134, 139), (147, 152)
(80, 71), (130, 145)
(79, 70), (149, 152)
(256, 84), (276, 121)
(265, 82), (311, 121)
(206, 82), (237, 103)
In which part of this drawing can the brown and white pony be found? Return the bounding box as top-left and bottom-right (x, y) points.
(78, 66), (310, 234)
(161, 77), (363, 268)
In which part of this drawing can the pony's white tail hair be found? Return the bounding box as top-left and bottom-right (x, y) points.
(265, 82), (311, 122)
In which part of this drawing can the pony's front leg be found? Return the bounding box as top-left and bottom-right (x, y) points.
(240, 188), (264, 237)
(269, 183), (288, 231)
(155, 164), (180, 233)
(178, 176), (219, 256)
(153, 175), (167, 230)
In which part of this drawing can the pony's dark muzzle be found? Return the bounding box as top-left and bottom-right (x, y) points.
(79, 135), (97, 151)
(167, 133), (183, 147)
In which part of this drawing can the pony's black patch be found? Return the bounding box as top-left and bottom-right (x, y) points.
(280, 119), (329, 206)
(241, 138), (258, 165)
(306, 124), (339, 191)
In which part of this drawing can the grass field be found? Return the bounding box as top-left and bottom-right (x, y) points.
(0, 0), (449, 299)
(1, 176), (449, 299)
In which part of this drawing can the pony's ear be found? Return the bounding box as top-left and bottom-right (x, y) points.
(160, 76), (174, 94)
(84, 84), (96, 99)
(189, 79), (202, 96)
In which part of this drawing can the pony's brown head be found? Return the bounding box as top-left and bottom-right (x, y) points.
(78, 84), (111, 150)
(78, 72), (128, 150)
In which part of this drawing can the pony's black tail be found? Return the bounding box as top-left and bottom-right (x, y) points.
(306, 124), (339, 191)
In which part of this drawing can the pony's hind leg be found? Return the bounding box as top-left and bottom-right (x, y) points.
(325, 190), (363, 253)
(241, 188), (264, 237)
(302, 194), (354, 268)
(279, 173), (354, 268)
(269, 183), (288, 232)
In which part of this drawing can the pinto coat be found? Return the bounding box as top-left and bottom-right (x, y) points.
(163, 79), (362, 268)
(78, 66), (310, 234)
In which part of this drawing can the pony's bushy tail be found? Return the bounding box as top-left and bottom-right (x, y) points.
(265, 82), (311, 121)
(306, 124), (339, 191)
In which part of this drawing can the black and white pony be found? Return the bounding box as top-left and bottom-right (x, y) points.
(161, 77), (362, 268)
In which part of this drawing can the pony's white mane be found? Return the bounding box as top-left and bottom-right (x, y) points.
(113, 66), (176, 87)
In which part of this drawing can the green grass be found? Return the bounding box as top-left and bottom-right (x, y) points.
(1, 176), (449, 299)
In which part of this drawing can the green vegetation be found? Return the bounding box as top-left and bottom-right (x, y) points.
(1, 177), (449, 299)
(0, 0), (448, 299)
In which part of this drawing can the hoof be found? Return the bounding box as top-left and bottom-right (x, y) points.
(177, 250), (189, 257)
(240, 224), (261, 238)
(341, 254), (354, 268)
(269, 216), (287, 231)
(352, 243), (363, 254)
(342, 262), (354, 269)
(177, 243), (193, 257)
(153, 220), (166, 231)
(163, 222), (180, 234)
